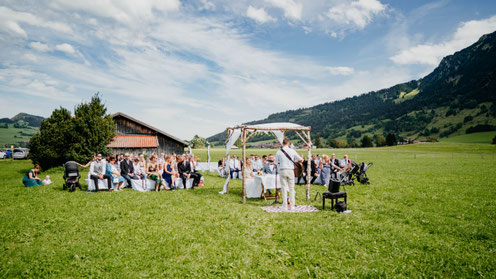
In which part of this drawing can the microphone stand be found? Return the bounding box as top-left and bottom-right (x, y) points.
(272, 165), (281, 204)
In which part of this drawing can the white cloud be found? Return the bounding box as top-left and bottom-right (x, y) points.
(391, 15), (496, 65)
(199, 0), (215, 11)
(247, 6), (276, 23)
(327, 0), (386, 29)
(265, 0), (302, 21)
(0, 6), (71, 38)
(55, 43), (76, 54)
(29, 42), (50, 52)
(327, 66), (355, 75)
(50, 0), (180, 23)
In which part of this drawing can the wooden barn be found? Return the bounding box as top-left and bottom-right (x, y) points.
(107, 112), (188, 155)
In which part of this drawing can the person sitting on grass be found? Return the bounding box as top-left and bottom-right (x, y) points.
(89, 154), (112, 192)
(147, 154), (169, 192)
(107, 156), (124, 191)
(23, 163), (43, 187)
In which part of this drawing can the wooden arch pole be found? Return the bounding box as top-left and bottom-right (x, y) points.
(306, 130), (312, 201)
(241, 127), (247, 204)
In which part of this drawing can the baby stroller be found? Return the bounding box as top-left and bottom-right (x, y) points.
(337, 162), (360, 186)
(63, 161), (81, 192)
(355, 162), (372, 185)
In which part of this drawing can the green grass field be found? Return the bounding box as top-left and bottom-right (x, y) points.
(1, 143), (495, 277)
(440, 131), (496, 144)
(0, 124), (38, 147)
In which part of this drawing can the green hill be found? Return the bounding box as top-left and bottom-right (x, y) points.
(208, 31), (496, 146)
(0, 113), (44, 148)
(11, 113), (44, 127)
(440, 131), (496, 144)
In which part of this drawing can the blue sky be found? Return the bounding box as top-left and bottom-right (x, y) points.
(1, 0), (495, 140)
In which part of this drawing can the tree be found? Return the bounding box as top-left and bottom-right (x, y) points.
(190, 135), (207, 148)
(29, 107), (75, 170)
(361, 135), (373, 147)
(314, 135), (324, 148)
(374, 135), (386, 147)
(386, 133), (397, 146)
(492, 136), (496, 145)
(71, 94), (115, 163)
(328, 138), (339, 148)
(29, 94), (115, 169)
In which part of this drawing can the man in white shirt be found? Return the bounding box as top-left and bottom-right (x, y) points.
(229, 155), (241, 179)
(89, 154), (112, 192)
(275, 138), (303, 211)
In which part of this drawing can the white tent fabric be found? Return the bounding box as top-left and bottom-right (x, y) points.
(225, 122), (306, 155)
(225, 129), (241, 155)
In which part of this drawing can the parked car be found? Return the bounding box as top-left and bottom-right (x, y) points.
(1, 149), (12, 158)
(13, 148), (29, 160)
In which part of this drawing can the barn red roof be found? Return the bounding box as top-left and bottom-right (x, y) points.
(106, 135), (159, 148)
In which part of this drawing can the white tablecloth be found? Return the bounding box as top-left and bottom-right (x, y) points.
(254, 174), (281, 190)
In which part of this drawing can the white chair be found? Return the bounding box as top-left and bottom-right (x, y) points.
(122, 179), (149, 192)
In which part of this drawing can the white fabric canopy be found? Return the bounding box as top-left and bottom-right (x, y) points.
(225, 122), (307, 155)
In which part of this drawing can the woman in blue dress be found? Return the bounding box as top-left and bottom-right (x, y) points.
(23, 164), (43, 187)
(319, 155), (332, 187)
(162, 155), (176, 190)
(106, 156), (124, 191)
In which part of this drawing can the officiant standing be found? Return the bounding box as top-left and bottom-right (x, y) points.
(275, 138), (302, 211)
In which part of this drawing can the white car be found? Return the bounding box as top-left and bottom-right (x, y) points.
(0, 151), (5, 159)
(13, 148), (28, 160)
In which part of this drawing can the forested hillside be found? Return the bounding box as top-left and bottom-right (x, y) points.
(208, 31), (496, 146)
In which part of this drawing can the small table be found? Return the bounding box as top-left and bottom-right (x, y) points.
(254, 174), (281, 200)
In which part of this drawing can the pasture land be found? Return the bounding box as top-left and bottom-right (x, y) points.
(440, 131), (496, 144)
(0, 143), (495, 278)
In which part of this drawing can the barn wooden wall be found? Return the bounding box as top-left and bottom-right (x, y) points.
(112, 116), (186, 155)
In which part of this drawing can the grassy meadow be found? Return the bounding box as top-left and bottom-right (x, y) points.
(0, 143), (495, 278)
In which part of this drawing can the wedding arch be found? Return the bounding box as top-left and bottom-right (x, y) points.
(224, 123), (313, 204)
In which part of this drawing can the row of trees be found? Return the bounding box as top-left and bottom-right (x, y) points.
(29, 95), (115, 170)
(313, 133), (398, 149)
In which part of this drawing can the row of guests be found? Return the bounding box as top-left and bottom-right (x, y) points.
(217, 153), (354, 186)
(80, 152), (203, 192)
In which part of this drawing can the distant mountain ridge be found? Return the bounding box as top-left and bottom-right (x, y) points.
(9, 113), (45, 127)
(208, 31), (496, 146)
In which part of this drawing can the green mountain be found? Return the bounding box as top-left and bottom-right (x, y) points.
(208, 31), (496, 146)
(10, 113), (45, 127)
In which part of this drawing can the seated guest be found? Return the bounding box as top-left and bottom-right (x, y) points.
(243, 159), (254, 179)
(262, 154), (277, 195)
(132, 158), (146, 180)
(120, 153), (135, 188)
(189, 155), (203, 186)
(177, 155), (201, 189)
(107, 156), (124, 191)
(262, 155), (268, 166)
(89, 154), (112, 192)
(319, 155), (332, 187)
(147, 154), (169, 191)
(23, 163), (43, 187)
(254, 155), (263, 170)
(229, 155), (241, 179)
(217, 158), (226, 177)
(297, 154), (318, 185)
(330, 153), (341, 179)
(336, 154), (353, 180)
(162, 155), (178, 190)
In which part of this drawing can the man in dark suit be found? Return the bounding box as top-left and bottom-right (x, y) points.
(178, 155), (200, 189)
(120, 153), (135, 188)
(298, 155), (318, 184)
(330, 153), (341, 179)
